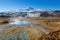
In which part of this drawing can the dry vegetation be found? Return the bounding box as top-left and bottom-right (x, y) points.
(0, 25), (45, 40)
(0, 17), (60, 40)
(26, 17), (60, 32)
(0, 18), (9, 24)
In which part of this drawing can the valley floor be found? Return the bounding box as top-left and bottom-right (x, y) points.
(0, 17), (60, 40)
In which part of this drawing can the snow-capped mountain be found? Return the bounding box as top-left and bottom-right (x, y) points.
(8, 7), (44, 12)
(0, 7), (60, 18)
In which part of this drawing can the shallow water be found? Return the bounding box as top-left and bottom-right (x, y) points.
(9, 19), (35, 26)
(16, 21), (34, 26)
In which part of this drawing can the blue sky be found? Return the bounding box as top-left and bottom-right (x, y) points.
(0, 0), (60, 11)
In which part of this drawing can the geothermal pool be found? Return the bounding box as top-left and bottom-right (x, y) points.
(9, 19), (35, 26)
